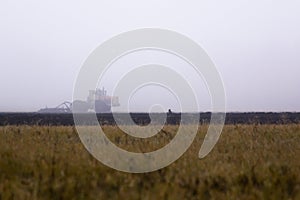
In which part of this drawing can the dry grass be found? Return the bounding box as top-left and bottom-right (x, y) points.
(0, 124), (299, 200)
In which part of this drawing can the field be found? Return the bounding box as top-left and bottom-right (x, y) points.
(0, 124), (300, 200)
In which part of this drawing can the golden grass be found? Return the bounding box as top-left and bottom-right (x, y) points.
(0, 124), (299, 200)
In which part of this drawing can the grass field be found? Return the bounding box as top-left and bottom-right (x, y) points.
(0, 124), (300, 200)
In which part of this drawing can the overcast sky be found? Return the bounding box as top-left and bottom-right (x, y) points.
(0, 0), (299, 112)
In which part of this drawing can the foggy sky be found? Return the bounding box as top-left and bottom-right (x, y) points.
(1, 0), (299, 112)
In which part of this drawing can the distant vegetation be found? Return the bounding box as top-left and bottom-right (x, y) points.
(0, 125), (299, 199)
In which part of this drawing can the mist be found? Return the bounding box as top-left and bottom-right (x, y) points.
(1, 1), (299, 112)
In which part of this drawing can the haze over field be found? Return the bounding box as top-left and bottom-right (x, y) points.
(0, 1), (299, 112)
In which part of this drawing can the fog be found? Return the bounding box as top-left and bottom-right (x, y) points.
(1, 0), (299, 112)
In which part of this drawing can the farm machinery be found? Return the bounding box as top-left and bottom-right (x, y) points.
(38, 88), (119, 113)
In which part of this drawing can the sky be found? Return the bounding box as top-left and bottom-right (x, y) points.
(0, 0), (299, 112)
